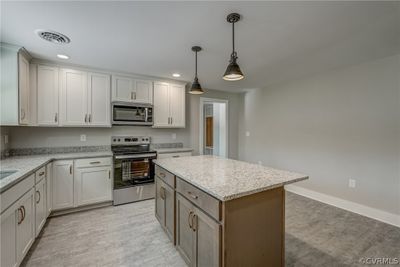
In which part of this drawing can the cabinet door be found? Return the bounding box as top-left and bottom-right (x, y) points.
(74, 166), (112, 206)
(16, 188), (35, 264)
(18, 53), (30, 125)
(37, 65), (59, 125)
(176, 194), (195, 266)
(112, 75), (134, 102)
(35, 178), (47, 236)
(169, 83), (185, 128)
(60, 69), (88, 126)
(194, 207), (221, 267)
(155, 176), (165, 225)
(164, 183), (175, 242)
(46, 163), (52, 217)
(52, 160), (74, 210)
(153, 82), (170, 127)
(88, 73), (111, 126)
(1, 202), (18, 267)
(134, 79), (153, 104)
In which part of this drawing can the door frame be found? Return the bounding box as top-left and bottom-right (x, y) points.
(199, 97), (229, 157)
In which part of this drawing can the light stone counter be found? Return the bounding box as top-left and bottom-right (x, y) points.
(155, 155), (308, 201)
(155, 148), (193, 154)
(0, 151), (113, 193)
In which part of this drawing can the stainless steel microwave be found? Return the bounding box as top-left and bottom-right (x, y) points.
(112, 102), (153, 126)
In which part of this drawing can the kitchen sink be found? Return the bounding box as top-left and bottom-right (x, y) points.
(0, 170), (17, 180)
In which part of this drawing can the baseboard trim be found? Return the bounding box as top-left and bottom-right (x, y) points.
(284, 185), (400, 228)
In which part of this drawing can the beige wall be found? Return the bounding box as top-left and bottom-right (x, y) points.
(238, 54), (400, 215)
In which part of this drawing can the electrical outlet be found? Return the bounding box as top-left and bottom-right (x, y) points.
(245, 131), (250, 137)
(172, 133), (177, 140)
(80, 134), (86, 142)
(348, 179), (356, 188)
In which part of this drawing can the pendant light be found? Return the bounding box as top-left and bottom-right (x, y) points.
(223, 13), (244, 81)
(189, 46), (204, 94)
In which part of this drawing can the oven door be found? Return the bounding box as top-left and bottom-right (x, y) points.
(113, 154), (156, 189)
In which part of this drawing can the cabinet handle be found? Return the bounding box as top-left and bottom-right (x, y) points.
(21, 205), (26, 222)
(188, 211), (194, 229)
(36, 190), (41, 204)
(131, 92), (134, 100)
(55, 113), (58, 123)
(108, 170), (111, 179)
(69, 165), (72, 174)
(85, 114), (88, 123)
(21, 109), (25, 120)
(160, 187), (165, 199)
(89, 114), (92, 123)
(39, 171), (45, 176)
(187, 191), (198, 200)
(159, 172), (166, 178)
(192, 214), (197, 231)
(17, 208), (23, 225)
(90, 161), (101, 164)
(171, 117), (173, 125)
(172, 155), (180, 158)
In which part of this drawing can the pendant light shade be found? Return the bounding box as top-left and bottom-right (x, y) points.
(189, 46), (204, 94)
(223, 13), (244, 81)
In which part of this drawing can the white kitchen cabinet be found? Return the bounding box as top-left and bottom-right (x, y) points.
(60, 69), (88, 126)
(52, 160), (74, 210)
(112, 75), (152, 104)
(1, 200), (18, 267)
(87, 72), (111, 126)
(46, 163), (52, 217)
(16, 188), (35, 265)
(18, 52), (30, 125)
(74, 157), (112, 207)
(153, 82), (185, 128)
(35, 177), (47, 237)
(37, 65), (59, 126)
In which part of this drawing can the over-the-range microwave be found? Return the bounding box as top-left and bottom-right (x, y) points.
(112, 102), (153, 126)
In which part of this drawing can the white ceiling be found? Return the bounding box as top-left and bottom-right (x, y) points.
(1, 1), (399, 92)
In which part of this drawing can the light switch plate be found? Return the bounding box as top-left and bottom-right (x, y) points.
(245, 131), (250, 137)
(80, 134), (86, 142)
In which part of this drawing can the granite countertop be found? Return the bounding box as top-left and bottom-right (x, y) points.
(155, 155), (308, 201)
(0, 151), (113, 193)
(155, 147), (193, 154)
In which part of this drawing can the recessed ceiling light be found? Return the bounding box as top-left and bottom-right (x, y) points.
(57, 54), (69, 59)
(172, 73), (181, 78)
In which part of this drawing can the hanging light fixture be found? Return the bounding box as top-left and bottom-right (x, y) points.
(189, 46), (204, 94)
(223, 13), (244, 81)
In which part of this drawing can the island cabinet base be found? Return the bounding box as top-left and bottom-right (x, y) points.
(222, 187), (285, 267)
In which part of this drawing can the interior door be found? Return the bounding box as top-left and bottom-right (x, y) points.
(60, 69), (88, 126)
(153, 82), (170, 127)
(169, 83), (185, 127)
(134, 79), (153, 104)
(176, 194), (195, 266)
(37, 65), (59, 125)
(88, 72), (111, 126)
(112, 75), (133, 102)
(18, 53), (29, 125)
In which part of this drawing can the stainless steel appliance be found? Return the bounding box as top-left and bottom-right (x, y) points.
(112, 102), (153, 126)
(112, 136), (156, 205)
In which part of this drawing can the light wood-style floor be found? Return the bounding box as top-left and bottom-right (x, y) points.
(22, 192), (400, 267)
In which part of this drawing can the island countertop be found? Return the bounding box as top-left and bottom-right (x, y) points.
(155, 155), (308, 201)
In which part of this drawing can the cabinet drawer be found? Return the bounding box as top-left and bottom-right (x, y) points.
(155, 165), (175, 188)
(1, 174), (35, 214)
(74, 157), (112, 168)
(176, 178), (221, 221)
(35, 166), (46, 183)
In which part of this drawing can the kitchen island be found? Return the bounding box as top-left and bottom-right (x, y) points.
(154, 155), (308, 267)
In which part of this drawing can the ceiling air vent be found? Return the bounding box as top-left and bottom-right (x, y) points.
(35, 30), (71, 44)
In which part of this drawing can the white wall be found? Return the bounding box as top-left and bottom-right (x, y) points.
(239, 54), (400, 216)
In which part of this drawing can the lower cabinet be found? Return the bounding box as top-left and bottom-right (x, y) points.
(52, 160), (74, 210)
(1, 200), (18, 267)
(176, 194), (221, 267)
(155, 176), (175, 242)
(35, 177), (47, 236)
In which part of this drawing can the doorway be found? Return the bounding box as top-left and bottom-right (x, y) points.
(199, 98), (228, 157)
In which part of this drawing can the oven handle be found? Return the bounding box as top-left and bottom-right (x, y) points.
(114, 153), (157, 160)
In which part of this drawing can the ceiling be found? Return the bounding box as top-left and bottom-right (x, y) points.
(1, 1), (399, 93)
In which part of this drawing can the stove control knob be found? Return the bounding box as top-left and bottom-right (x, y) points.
(113, 139), (116, 142)
(118, 138), (120, 142)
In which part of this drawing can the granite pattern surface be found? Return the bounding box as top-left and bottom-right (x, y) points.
(0, 151), (113, 193)
(8, 146), (110, 157)
(155, 155), (308, 201)
(151, 142), (183, 149)
(155, 147), (193, 154)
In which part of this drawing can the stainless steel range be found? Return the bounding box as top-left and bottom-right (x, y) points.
(112, 136), (156, 205)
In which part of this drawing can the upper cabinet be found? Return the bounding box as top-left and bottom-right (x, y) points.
(88, 73), (111, 126)
(0, 43), (31, 126)
(112, 75), (152, 104)
(153, 82), (185, 128)
(37, 65), (59, 126)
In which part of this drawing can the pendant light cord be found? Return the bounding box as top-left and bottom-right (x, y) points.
(195, 51), (198, 78)
(231, 21), (237, 60)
